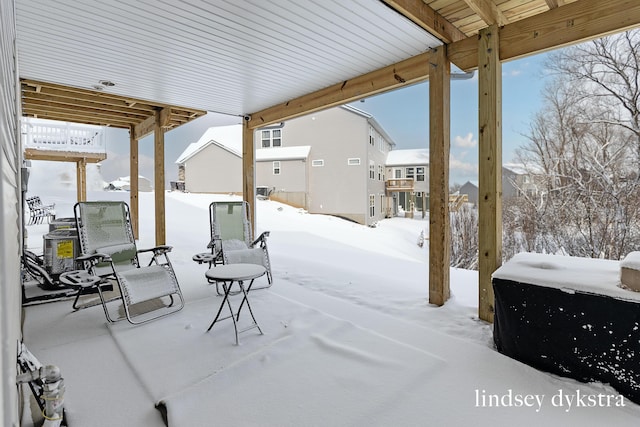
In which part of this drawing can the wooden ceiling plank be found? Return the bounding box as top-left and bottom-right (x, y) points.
(249, 51), (431, 128)
(500, 0), (640, 62)
(462, 0), (509, 26)
(449, 0), (640, 70)
(381, 0), (467, 43)
(545, 0), (559, 9)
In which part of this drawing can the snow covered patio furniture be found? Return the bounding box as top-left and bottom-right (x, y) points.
(72, 201), (184, 324)
(492, 252), (640, 405)
(193, 201), (272, 292)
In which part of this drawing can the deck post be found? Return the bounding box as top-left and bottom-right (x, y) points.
(129, 124), (139, 239)
(428, 45), (451, 306)
(154, 109), (166, 246)
(76, 159), (86, 202)
(478, 25), (502, 323)
(242, 121), (256, 230)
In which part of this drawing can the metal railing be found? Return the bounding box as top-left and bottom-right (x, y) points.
(22, 119), (106, 153)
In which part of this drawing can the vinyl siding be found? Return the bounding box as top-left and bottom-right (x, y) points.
(0, 0), (22, 424)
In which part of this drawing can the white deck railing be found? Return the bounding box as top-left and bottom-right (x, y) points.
(22, 119), (106, 153)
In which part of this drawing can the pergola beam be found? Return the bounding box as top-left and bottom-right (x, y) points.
(381, 0), (467, 43)
(251, 0), (640, 127)
(249, 51), (432, 129)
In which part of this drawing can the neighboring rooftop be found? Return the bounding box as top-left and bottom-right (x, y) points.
(386, 148), (429, 166)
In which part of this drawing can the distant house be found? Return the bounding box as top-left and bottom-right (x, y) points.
(105, 175), (152, 192)
(176, 105), (429, 226)
(175, 126), (243, 194)
(459, 164), (541, 206)
(459, 180), (479, 205)
(385, 149), (429, 216)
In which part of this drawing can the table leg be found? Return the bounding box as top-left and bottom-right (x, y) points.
(237, 280), (263, 336)
(206, 280), (232, 332)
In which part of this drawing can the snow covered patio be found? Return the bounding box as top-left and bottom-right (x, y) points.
(21, 190), (640, 426)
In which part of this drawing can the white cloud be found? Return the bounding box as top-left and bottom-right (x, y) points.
(454, 133), (477, 148)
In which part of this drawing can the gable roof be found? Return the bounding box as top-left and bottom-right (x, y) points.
(342, 104), (396, 148)
(176, 125), (242, 164)
(386, 149), (429, 166)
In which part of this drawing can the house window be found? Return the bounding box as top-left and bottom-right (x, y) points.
(406, 167), (415, 179)
(369, 126), (375, 146)
(312, 159), (324, 167)
(273, 161), (281, 175)
(394, 169), (402, 179)
(369, 160), (375, 179)
(416, 167), (425, 182)
(348, 158), (361, 166)
(261, 129), (282, 148)
(378, 165), (383, 181)
(369, 194), (375, 217)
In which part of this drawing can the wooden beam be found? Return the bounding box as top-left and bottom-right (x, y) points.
(428, 46), (451, 306)
(242, 122), (256, 230)
(134, 108), (173, 140)
(450, 0), (640, 70)
(381, 0), (467, 43)
(129, 125), (139, 240)
(154, 110), (166, 246)
(462, 0), (508, 26)
(24, 149), (106, 163)
(249, 52), (431, 128)
(478, 25), (502, 323)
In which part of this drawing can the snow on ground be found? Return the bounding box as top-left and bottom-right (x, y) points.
(21, 188), (640, 426)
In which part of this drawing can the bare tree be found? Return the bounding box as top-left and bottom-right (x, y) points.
(507, 30), (640, 260)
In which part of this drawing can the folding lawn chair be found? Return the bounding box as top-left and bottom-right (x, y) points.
(72, 201), (184, 324)
(193, 201), (272, 292)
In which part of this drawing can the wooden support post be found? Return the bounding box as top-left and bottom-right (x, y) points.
(478, 25), (502, 323)
(76, 159), (87, 202)
(129, 125), (139, 239)
(428, 46), (451, 306)
(242, 121), (256, 230)
(154, 110), (166, 246)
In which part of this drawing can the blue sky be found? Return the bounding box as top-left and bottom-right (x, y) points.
(100, 53), (551, 187)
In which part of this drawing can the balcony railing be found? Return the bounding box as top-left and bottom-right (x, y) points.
(22, 119), (106, 154)
(386, 178), (414, 192)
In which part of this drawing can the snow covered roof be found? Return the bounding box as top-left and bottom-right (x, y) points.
(175, 125), (242, 164)
(386, 149), (429, 166)
(502, 163), (543, 175)
(257, 146), (311, 161)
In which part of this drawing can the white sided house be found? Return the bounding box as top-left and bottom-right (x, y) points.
(385, 149), (429, 216)
(176, 105), (429, 226)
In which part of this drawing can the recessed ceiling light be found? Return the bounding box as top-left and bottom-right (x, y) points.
(99, 80), (115, 87)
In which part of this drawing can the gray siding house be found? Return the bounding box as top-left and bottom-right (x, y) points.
(459, 163), (541, 206)
(176, 105), (429, 226)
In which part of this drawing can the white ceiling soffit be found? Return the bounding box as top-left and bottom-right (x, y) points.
(15, 0), (442, 117)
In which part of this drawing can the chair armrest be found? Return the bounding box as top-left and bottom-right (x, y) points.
(207, 236), (221, 249)
(76, 252), (112, 267)
(137, 245), (173, 256)
(251, 231), (270, 247)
